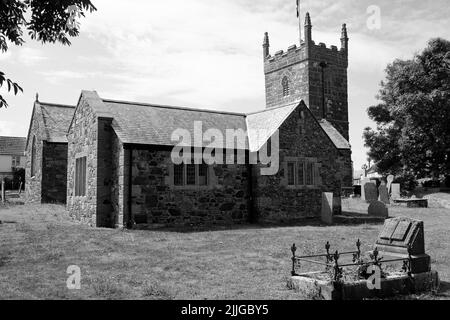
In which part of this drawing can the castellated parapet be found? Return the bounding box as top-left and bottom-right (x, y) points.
(263, 12), (350, 141)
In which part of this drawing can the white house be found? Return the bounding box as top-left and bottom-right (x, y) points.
(0, 136), (26, 179)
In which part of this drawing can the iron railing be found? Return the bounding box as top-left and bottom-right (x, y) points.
(291, 240), (412, 282)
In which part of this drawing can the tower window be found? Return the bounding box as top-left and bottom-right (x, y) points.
(282, 76), (290, 97)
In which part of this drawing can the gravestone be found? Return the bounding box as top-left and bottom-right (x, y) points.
(360, 178), (372, 201)
(333, 196), (342, 215)
(364, 183), (378, 203)
(387, 175), (395, 194)
(391, 183), (401, 199)
(368, 200), (389, 218)
(375, 217), (431, 274)
(321, 192), (333, 225)
(378, 182), (390, 205)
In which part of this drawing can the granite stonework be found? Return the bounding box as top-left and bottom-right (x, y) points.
(66, 99), (352, 228)
(125, 148), (250, 227)
(25, 101), (71, 204)
(25, 103), (44, 203)
(253, 103), (351, 224)
(67, 95), (99, 226)
(41, 142), (68, 203)
(264, 21), (349, 141)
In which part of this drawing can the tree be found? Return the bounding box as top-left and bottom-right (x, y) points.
(0, 0), (96, 108)
(363, 38), (450, 185)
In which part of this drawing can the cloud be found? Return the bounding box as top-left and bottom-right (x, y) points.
(16, 47), (47, 67)
(39, 70), (100, 85)
(0, 121), (17, 136)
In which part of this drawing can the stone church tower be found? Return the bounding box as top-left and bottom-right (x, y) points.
(263, 12), (350, 141)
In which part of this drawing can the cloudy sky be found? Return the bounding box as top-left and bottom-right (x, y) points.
(0, 0), (449, 171)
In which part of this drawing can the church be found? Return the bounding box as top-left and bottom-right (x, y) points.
(25, 11), (353, 228)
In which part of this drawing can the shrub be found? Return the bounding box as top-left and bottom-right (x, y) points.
(443, 176), (450, 188)
(422, 180), (441, 188)
(394, 173), (418, 192)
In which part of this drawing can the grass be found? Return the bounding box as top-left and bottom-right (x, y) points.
(0, 199), (449, 300)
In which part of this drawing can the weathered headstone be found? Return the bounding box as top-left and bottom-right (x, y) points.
(378, 182), (390, 205)
(375, 217), (431, 274)
(364, 183), (378, 203)
(387, 175), (394, 194)
(360, 178), (371, 201)
(368, 200), (389, 218)
(321, 192), (333, 225)
(391, 183), (401, 199)
(333, 196), (342, 215)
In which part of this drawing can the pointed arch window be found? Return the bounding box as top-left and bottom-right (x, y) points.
(282, 76), (290, 97)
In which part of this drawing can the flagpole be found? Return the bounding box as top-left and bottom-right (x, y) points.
(297, 0), (302, 44)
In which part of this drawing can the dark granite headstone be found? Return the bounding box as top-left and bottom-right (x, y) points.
(375, 217), (431, 274)
(368, 200), (388, 218)
(379, 183), (390, 204)
(364, 183), (378, 203)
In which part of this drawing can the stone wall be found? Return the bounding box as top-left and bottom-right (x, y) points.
(111, 130), (126, 228)
(337, 149), (353, 188)
(127, 147), (250, 227)
(67, 98), (98, 226)
(254, 104), (345, 223)
(264, 45), (309, 108)
(96, 118), (114, 228)
(25, 104), (44, 203)
(41, 142), (68, 203)
(308, 43), (349, 141)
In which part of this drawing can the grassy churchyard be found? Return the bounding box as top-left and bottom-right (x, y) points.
(0, 198), (449, 300)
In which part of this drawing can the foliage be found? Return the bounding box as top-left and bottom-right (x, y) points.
(363, 38), (450, 183)
(12, 167), (25, 190)
(393, 172), (418, 192)
(0, 0), (96, 108)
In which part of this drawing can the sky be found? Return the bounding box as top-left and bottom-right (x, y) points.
(0, 0), (449, 173)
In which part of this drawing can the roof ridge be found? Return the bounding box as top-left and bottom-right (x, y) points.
(0, 136), (26, 139)
(102, 98), (246, 117)
(38, 101), (75, 109)
(246, 100), (302, 116)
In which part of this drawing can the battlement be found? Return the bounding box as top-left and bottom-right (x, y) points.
(264, 40), (347, 74)
(263, 12), (349, 72)
(264, 43), (307, 74)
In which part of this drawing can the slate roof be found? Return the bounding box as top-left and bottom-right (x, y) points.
(40, 103), (76, 143)
(79, 91), (350, 152)
(100, 99), (249, 148)
(318, 119), (351, 150)
(0, 136), (26, 155)
(246, 102), (299, 152)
